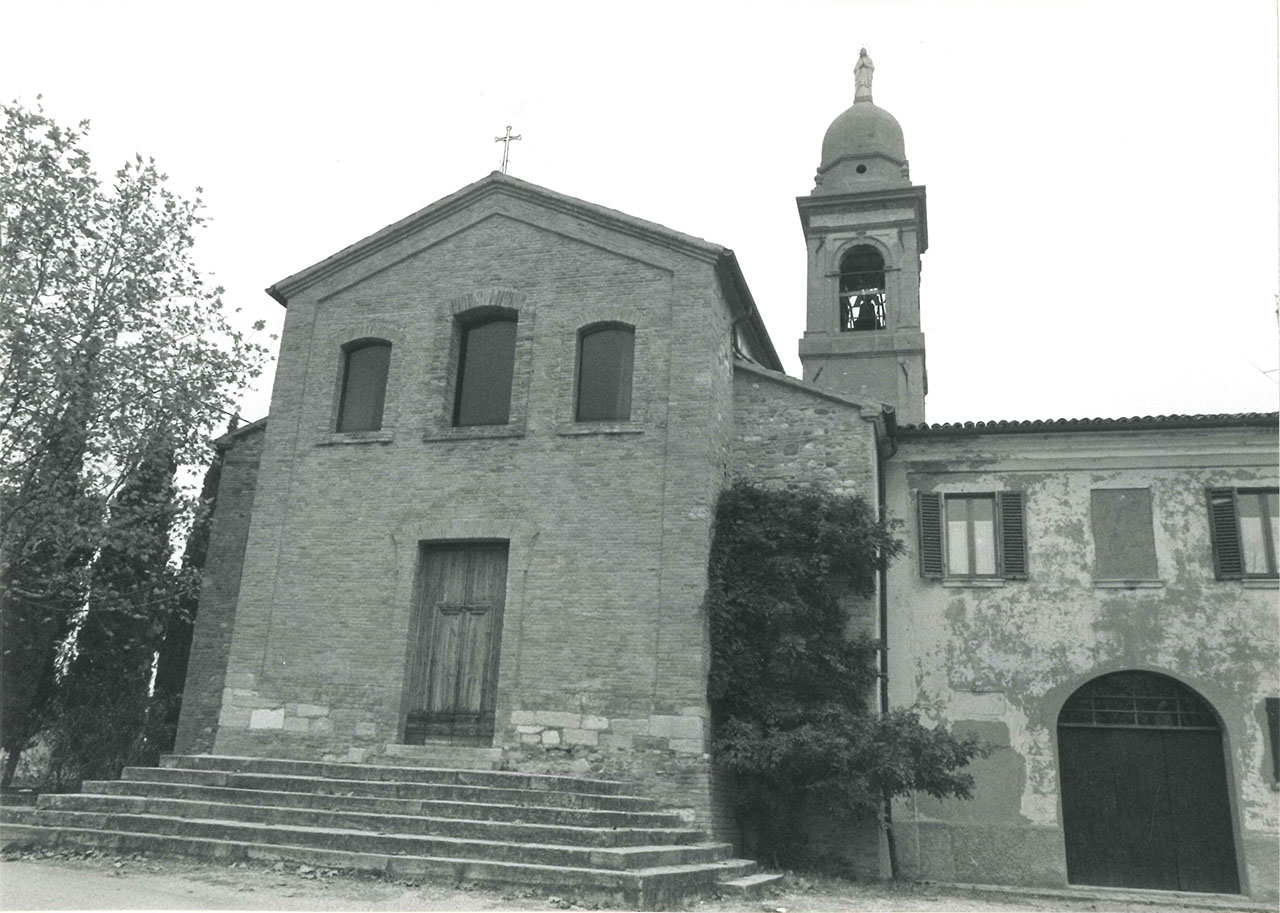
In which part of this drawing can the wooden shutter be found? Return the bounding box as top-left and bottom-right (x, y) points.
(918, 491), (944, 579)
(1267, 698), (1280, 783)
(998, 491), (1028, 580)
(1207, 488), (1243, 579)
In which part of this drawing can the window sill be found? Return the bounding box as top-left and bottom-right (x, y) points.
(555, 421), (645, 437)
(317, 431), (395, 446)
(1241, 578), (1280, 589)
(1093, 579), (1165, 589)
(942, 578), (1005, 588)
(423, 424), (526, 443)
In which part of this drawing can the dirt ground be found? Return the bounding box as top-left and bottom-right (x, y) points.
(0, 849), (1261, 912)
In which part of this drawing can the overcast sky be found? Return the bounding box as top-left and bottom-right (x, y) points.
(5, 0), (1277, 424)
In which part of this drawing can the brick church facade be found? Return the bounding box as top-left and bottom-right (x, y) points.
(175, 59), (1279, 900)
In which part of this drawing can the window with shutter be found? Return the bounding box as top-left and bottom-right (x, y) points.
(918, 492), (944, 578)
(1000, 491), (1028, 579)
(918, 490), (1027, 581)
(1208, 487), (1278, 579)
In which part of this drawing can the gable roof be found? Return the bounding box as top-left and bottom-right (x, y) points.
(265, 172), (782, 371)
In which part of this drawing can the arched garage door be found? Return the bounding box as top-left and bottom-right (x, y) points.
(1058, 671), (1240, 894)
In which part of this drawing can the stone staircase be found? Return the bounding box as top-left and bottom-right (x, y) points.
(0, 752), (779, 909)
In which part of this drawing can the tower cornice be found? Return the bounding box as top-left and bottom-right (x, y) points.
(796, 185), (928, 252)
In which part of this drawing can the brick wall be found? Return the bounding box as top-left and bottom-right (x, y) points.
(198, 189), (743, 830)
(174, 424), (265, 754)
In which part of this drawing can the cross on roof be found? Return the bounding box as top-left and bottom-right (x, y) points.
(495, 126), (521, 174)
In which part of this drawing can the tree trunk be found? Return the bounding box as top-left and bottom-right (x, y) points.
(882, 788), (900, 879)
(2, 745), (22, 788)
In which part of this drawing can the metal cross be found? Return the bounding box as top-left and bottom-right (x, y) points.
(494, 126), (521, 174)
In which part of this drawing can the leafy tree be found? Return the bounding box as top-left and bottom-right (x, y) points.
(0, 100), (268, 784)
(706, 482), (986, 873)
(152, 435), (228, 745)
(50, 436), (183, 781)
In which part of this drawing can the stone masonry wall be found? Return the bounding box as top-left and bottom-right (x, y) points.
(174, 424), (265, 754)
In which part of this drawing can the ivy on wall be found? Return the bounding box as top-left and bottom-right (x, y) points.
(706, 481), (985, 871)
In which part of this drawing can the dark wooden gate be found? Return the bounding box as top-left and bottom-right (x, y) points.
(404, 542), (508, 745)
(1057, 671), (1240, 894)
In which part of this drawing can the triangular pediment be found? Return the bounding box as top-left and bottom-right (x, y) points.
(265, 172), (781, 370)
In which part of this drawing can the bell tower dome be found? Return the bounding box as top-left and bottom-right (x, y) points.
(798, 49), (928, 423)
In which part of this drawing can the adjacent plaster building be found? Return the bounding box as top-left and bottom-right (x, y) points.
(176, 55), (1279, 901)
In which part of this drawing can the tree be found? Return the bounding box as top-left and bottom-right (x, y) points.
(705, 482), (986, 873)
(0, 100), (269, 784)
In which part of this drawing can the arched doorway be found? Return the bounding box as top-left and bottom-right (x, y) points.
(1057, 671), (1240, 894)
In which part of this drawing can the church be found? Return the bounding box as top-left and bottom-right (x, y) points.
(168, 53), (1278, 901)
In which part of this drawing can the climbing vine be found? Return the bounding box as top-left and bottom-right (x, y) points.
(706, 481), (985, 871)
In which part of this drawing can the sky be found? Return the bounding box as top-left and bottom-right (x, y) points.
(4, 0), (1277, 425)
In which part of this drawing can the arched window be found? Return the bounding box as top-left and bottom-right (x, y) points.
(453, 315), (517, 427)
(839, 246), (886, 331)
(336, 339), (391, 432)
(576, 324), (635, 422)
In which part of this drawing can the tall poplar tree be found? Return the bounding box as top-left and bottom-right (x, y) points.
(0, 100), (269, 784)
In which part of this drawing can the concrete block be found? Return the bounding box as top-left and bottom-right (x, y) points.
(520, 733), (542, 744)
(600, 732), (633, 750)
(610, 718), (650, 735)
(515, 725), (544, 734)
(296, 703), (330, 718)
(582, 715), (609, 730)
(541, 730), (561, 746)
(249, 708), (285, 730)
(311, 718), (334, 736)
(355, 722), (378, 738)
(223, 672), (255, 690)
(563, 728), (599, 746)
(649, 714), (704, 740)
(217, 706), (251, 729)
(509, 710), (537, 726)
(668, 738), (705, 754)
(283, 717), (310, 733)
(533, 711), (581, 729)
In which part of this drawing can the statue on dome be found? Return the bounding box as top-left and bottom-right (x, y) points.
(855, 48), (874, 100)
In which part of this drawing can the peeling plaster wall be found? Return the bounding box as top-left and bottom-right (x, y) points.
(884, 425), (1279, 899)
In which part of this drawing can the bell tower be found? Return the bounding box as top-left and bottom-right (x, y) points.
(797, 49), (928, 424)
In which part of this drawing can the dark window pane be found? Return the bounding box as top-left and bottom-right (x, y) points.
(454, 318), (517, 427)
(576, 327), (635, 422)
(337, 342), (390, 432)
(1090, 489), (1159, 579)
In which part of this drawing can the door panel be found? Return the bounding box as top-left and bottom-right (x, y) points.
(1059, 726), (1240, 893)
(1162, 729), (1240, 894)
(405, 542), (508, 744)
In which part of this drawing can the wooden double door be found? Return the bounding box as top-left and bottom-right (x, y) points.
(1058, 672), (1240, 894)
(404, 542), (508, 745)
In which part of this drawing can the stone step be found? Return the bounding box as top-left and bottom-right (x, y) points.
(0, 820), (756, 910)
(84, 779), (686, 829)
(42, 793), (702, 848)
(15, 808), (734, 871)
(718, 872), (786, 898)
(378, 744), (505, 769)
(125, 767), (659, 812)
(161, 755), (623, 796)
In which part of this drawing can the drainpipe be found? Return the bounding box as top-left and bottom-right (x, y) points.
(877, 407), (900, 878)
